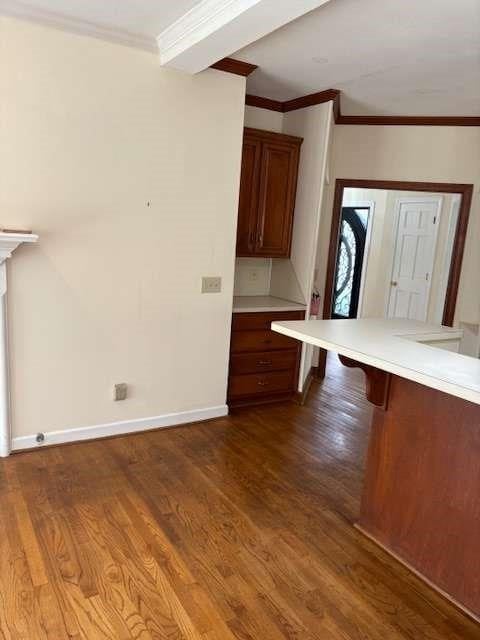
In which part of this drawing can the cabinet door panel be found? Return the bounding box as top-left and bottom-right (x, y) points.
(236, 136), (261, 256)
(256, 141), (299, 257)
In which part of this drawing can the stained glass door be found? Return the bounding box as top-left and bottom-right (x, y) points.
(331, 207), (369, 319)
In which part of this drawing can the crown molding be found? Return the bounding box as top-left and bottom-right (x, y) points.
(246, 89), (480, 125)
(0, 0), (156, 52)
(211, 57), (258, 76)
(245, 94), (284, 111)
(283, 89), (340, 112)
(157, 0), (260, 67)
(335, 114), (480, 126)
(246, 89), (339, 113)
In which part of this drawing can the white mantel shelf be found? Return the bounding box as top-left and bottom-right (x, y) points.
(271, 318), (480, 406)
(0, 232), (39, 457)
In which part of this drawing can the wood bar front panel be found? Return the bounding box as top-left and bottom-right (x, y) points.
(359, 374), (480, 618)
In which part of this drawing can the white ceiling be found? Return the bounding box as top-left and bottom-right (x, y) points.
(236, 0), (480, 116)
(2, 0), (479, 116)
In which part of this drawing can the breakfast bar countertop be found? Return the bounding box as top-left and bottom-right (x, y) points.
(271, 318), (480, 405)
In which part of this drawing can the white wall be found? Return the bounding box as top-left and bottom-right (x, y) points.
(244, 105), (284, 132)
(1, 17), (246, 441)
(317, 125), (480, 327)
(280, 103), (334, 387)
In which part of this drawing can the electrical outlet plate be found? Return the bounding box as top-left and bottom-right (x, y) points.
(114, 383), (128, 401)
(202, 277), (222, 293)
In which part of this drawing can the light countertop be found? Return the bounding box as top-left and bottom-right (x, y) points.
(233, 295), (306, 314)
(271, 318), (480, 405)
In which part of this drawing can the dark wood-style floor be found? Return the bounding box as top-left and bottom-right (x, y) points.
(1, 356), (479, 639)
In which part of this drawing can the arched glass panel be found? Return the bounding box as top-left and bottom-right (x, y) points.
(334, 220), (357, 317)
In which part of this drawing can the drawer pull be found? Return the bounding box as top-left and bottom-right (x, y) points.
(257, 380), (269, 386)
(258, 360), (272, 366)
(263, 339), (272, 344)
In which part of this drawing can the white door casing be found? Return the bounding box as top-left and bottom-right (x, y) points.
(387, 197), (442, 322)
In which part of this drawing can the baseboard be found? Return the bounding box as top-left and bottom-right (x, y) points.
(294, 367), (315, 405)
(11, 405), (228, 452)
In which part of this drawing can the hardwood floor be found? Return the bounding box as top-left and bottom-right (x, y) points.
(1, 355), (478, 639)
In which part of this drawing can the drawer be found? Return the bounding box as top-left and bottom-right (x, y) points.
(232, 310), (305, 332)
(230, 350), (298, 375)
(228, 370), (294, 399)
(230, 330), (299, 353)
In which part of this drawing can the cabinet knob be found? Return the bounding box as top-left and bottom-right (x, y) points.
(390, 281), (398, 287)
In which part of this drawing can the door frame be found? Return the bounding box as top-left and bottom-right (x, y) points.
(385, 195), (443, 321)
(323, 179), (473, 327)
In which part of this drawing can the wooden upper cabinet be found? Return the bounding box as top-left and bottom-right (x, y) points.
(236, 128), (302, 258)
(236, 135), (261, 255)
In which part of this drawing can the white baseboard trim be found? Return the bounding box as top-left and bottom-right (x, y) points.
(11, 405), (228, 452)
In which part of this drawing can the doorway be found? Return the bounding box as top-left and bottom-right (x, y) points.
(323, 179), (472, 327)
(317, 179), (472, 380)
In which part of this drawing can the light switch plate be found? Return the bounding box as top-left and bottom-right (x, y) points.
(202, 277), (222, 293)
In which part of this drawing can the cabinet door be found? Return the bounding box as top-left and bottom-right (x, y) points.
(255, 141), (300, 257)
(236, 136), (261, 256)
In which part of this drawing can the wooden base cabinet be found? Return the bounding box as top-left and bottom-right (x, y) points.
(228, 311), (304, 408)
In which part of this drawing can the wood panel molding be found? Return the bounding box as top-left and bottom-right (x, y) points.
(322, 179), (473, 328)
(338, 355), (391, 408)
(245, 88), (480, 125)
(210, 57), (258, 76)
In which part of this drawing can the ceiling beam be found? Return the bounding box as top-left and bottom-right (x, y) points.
(157, 0), (332, 74)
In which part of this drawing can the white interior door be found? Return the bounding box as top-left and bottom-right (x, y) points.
(387, 197), (442, 321)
